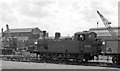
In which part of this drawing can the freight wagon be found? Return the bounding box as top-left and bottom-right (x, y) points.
(103, 39), (120, 64)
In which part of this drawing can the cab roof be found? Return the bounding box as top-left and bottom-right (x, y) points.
(74, 31), (96, 35)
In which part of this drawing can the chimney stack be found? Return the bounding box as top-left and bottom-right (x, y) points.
(43, 31), (46, 38)
(6, 24), (9, 31)
(1, 28), (3, 37)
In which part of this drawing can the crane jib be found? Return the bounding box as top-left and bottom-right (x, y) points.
(97, 10), (117, 38)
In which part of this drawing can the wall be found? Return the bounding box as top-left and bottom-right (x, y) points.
(118, 1), (120, 26)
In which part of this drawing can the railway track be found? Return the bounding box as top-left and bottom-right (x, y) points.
(1, 55), (120, 68)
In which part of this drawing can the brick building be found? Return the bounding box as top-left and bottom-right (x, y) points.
(3, 27), (43, 41)
(2, 27), (48, 50)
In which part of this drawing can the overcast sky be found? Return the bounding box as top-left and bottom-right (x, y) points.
(0, 0), (119, 36)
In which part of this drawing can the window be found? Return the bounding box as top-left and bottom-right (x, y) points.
(89, 34), (92, 38)
(79, 35), (85, 41)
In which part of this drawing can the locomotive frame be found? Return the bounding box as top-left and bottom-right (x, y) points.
(28, 31), (102, 63)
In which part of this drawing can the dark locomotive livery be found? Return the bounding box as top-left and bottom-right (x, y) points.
(28, 31), (102, 62)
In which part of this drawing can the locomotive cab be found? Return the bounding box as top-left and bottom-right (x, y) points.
(74, 31), (102, 53)
(74, 32), (86, 41)
(74, 31), (97, 41)
(74, 31), (102, 61)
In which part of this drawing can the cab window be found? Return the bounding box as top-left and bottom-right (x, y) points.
(89, 34), (92, 38)
(78, 34), (85, 41)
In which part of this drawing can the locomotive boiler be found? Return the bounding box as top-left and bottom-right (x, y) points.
(28, 31), (102, 62)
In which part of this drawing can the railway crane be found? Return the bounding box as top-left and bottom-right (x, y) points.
(97, 10), (117, 39)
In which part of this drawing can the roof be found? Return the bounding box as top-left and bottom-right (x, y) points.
(89, 27), (120, 36)
(75, 31), (91, 35)
(89, 27), (120, 31)
(4, 27), (41, 33)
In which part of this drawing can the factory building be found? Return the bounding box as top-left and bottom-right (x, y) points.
(2, 27), (49, 50)
(89, 27), (120, 40)
(118, 1), (120, 26)
(2, 27), (44, 41)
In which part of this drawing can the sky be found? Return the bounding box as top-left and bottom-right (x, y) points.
(0, 0), (119, 36)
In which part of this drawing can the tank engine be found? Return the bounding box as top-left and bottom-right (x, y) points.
(28, 31), (102, 62)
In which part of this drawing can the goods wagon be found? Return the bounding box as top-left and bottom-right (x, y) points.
(103, 39), (120, 64)
(104, 40), (120, 54)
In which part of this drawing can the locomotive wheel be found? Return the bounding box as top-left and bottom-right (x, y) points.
(112, 56), (120, 65)
(112, 56), (117, 64)
(76, 59), (83, 63)
(58, 58), (63, 64)
(83, 59), (88, 62)
(85, 59), (88, 62)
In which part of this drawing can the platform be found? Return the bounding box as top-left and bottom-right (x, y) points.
(0, 60), (120, 71)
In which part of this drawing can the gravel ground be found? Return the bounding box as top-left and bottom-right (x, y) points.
(0, 60), (119, 69)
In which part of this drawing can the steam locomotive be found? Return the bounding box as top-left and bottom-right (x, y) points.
(28, 31), (102, 62)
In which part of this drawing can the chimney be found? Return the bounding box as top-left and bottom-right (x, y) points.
(6, 24), (9, 31)
(6, 24), (11, 38)
(43, 31), (46, 38)
(1, 28), (3, 37)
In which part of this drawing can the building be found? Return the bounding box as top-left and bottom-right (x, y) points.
(3, 27), (43, 41)
(118, 2), (120, 37)
(89, 27), (120, 40)
(2, 27), (49, 50)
